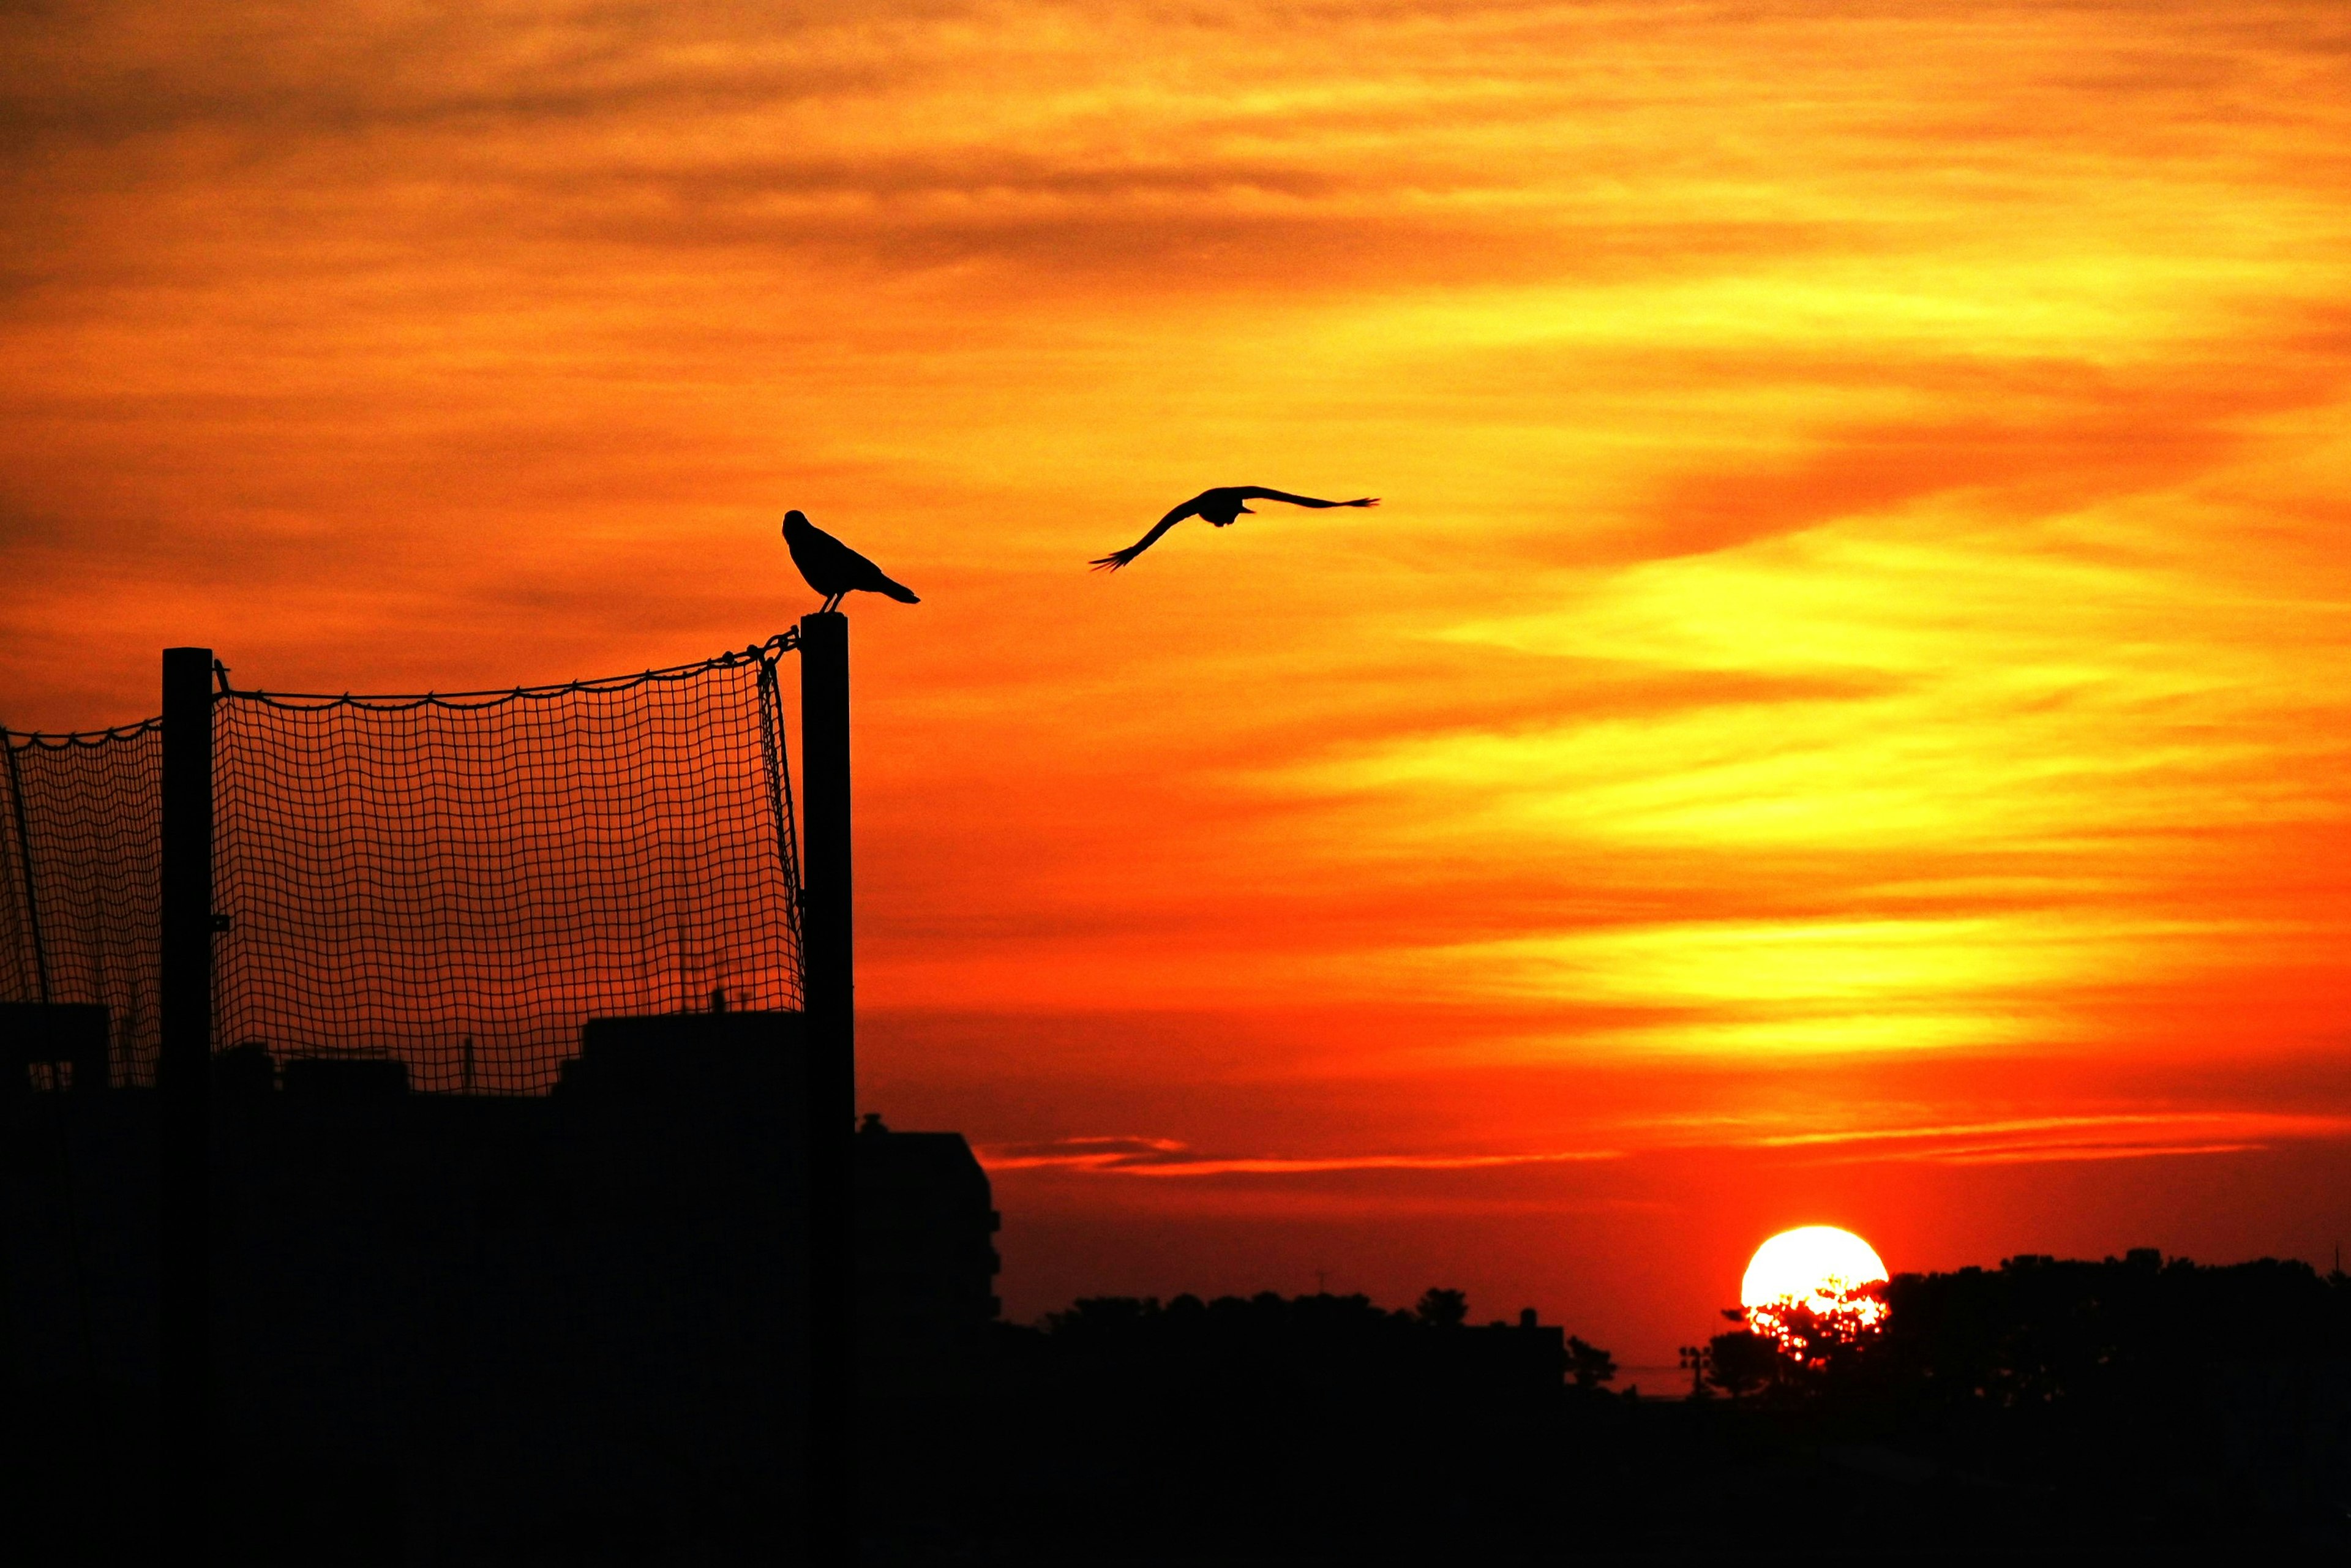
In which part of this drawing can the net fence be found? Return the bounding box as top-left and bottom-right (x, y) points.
(1, 721), (165, 1084)
(2, 637), (804, 1093)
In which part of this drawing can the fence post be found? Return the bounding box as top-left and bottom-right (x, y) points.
(797, 610), (855, 1561)
(159, 646), (214, 1545)
(4, 738), (51, 1004)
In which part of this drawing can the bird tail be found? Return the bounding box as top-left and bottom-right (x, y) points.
(876, 574), (920, 604)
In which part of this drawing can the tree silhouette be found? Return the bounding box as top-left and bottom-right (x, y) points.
(1565, 1336), (1618, 1389)
(1414, 1288), (1469, 1329)
(1744, 1281), (1888, 1370)
(1701, 1329), (1779, 1401)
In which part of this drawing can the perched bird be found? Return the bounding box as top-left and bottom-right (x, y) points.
(782, 509), (920, 612)
(1089, 487), (1380, 571)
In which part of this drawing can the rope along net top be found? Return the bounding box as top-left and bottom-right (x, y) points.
(1, 722), (165, 1085)
(2, 637), (804, 1095)
(213, 637), (805, 1093)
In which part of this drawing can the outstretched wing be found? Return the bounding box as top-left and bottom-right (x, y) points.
(1089, 492), (1212, 571)
(1232, 488), (1381, 509)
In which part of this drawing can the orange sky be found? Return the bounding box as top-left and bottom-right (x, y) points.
(5, 0), (2350, 1362)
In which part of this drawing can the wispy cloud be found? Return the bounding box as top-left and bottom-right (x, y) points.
(978, 1109), (2351, 1180)
(1919, 1141), (2262, 1166)
(979, 1136), (1621, 1177)
(1749, 1112), (2351, 1151)
(1747, 1111), (2351, 1166)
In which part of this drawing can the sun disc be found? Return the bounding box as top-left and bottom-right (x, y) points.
(1741, 1225), (1887, 1307)
(1740, 1225), (1889, 1359)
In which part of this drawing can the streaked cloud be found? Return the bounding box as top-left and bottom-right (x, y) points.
(979, 1135), (1621, 1176)
(1752, 1110), (2351, 1166)
(976, 1109), (2351, 1181)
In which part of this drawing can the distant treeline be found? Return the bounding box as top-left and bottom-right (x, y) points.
(1882, 1250), (2348, 1399)
(861, 1256), (2351, 1559)
(1685, 1250), (2351, 1531)
(1038, 1285), (1621, 1392)
(1693, 1249), (2350, 1403)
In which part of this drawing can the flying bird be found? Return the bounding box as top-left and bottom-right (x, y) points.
(782, 509), (920, 612)
(1089, 487), (1381, 571)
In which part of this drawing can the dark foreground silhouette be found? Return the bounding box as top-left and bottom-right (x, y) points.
(1090, 486), (1379, 570)
(864, 1257), (2351, 1562)
(8, 1001), (2345, 1563)
(782, 509), (920, 611)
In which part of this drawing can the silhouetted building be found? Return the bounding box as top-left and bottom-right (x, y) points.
(4, 1004), (1002, 1562)
(2, 1005), (159, 1394)
(206, 1010), (822, 1560)
(855, 1113), (1000, 1391)
(1, 1002), (111, 1097)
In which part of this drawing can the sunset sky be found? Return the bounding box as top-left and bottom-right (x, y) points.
(5, 1), (2349, 1363)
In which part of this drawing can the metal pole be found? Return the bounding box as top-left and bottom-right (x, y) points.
(797, 611), (855, 1561)
(4, 737), (50, 1004)
(159, 646), (214, 1547)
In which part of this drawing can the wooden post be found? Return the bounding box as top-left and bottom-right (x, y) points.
(158, 646), (214, 1547)
(797, 611), (855, 1561)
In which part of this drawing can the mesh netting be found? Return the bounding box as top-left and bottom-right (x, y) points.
(1, 722), (165, 1086)
(1, 638), (804, 1094)
(214, 639), (804, 1092)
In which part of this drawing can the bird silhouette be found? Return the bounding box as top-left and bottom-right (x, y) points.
(1090, 487), (1379, 571)
(782, 509), (920, 612)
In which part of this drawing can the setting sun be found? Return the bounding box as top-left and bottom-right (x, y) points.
(4, 0), (2349, 1384)
(1740, 1226), (1891, 1362)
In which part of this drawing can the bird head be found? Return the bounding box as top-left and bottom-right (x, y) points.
(782, 509), (809, 536)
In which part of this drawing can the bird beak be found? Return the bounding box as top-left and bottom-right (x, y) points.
(1240, 505), (1255, 514)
